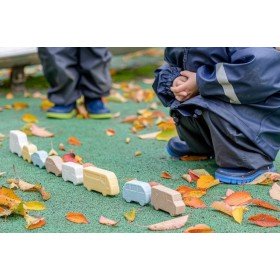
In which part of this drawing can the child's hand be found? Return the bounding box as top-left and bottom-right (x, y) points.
(171, 71), (199, 102)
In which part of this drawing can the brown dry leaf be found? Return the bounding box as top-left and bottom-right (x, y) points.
(183, 196), (206, 208)
(0, 206), (13, 217)
(143, 89), (154, 102)
(250, 198), (280, 211)
(30, 124), (54, 138)
(68, 136), (81, 146)
(247, 172), (280, 185)
(248, 213), (280, 227)
(22, 113), (38, 123)
(161, 171), (172, 179)
(224, 191), (252, 206)
(66, 212), (89, 224)
(106, 129), (116, 136)
(148, 215), (189, 231)
(180, 155), (208, 161)
(124, 208), (136, 223)
(6, 92), (14, 100)
(184, 224), (214, 233)
(134, 151), (142, 157)
(99, 216), (118, 226)
(138, 131), (160, 140)
(197, 175), (220, 190)
(25, 214), (46, 230)
(13, 102), (29, 111)
(40, 99), (54, 111)
(269, 183), (280, 202)
(7, 179), (51, 201)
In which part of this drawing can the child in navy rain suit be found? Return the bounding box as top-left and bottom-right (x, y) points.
(153, 47), (280, 184)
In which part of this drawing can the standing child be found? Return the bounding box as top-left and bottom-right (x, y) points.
(38, 47), (112, 119)
(153, 47), (280, 184)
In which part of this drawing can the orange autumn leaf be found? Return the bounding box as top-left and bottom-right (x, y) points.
(66, 212), (89, 224)
(250, 198), (280, 211)
(68, 136), (81, 146)
(176, 185), (193, 196)
(13, 102), (29, 111)
(157, 118), (175, 131)
(180, 155), (208, 161)
(224, 191), (252, 206)
(25, 214), (46, 230)
(248, 213), (280, 227)
(183, 196), (206, 209)
(106, 129), (116, 136)
(21, 113), (38, 123)
(211, 201), (234, 216)
(176, 186), (206, 198)
(122, 115), (138, 123)
(161, 171), (172, 179)
(197, 175), (220, 190)
(184, 224), (214, 233)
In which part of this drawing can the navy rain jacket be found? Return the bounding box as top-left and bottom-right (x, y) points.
(153, 47), (280, 160)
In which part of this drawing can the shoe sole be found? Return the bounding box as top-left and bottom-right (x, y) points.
(46, 109), (77, 119)
(89, 113), (112, 119)
(215, 166), (276, 185)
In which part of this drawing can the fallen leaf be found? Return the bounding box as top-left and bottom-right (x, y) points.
(22, 113), (38, 123)
(250, 198), (280, 211)
(13, 102), (29, 110)
(33, 91), (46, 99)
(232, 207), (244, 224)
(269, 183), (280, 202)
(0, 206), (13, 217)
(76, 103), (89, 119)
(138, 131), (160, 140)
(184, 224), (214, 233)
(25, 214), (46, 230)
(0, 187), (22, 203)
(224, 191), (252, 206)
(156, 129), (177, 141)
(124, 208), (136, 223)
(68, 136), (81, 146)
(24, 201), (46, 211)
(197, 175), (220, 190)
(176, 185), (193, 196)
(226, 189), (235, 197)
(148, 215), (189, 231)
(247, 172), (280, 185)
(122, 115), (138, 123)
(7, 179), (51, 201)
(40, 99), (54, 111)
(66, 212), (89, 224)
(106, 129), (116, 136)
(183, 196), (206, 208)
(62, 153), (79, 163)
(99, 216), (118, 226)
(134, 151), (142, 157)
(143, 89), (154, 102)
(59, 143), (65, 151)
(6, 92), (14, 100)
(30, 124), (54, 138)
(182, 173), (193, 183)
(106, 91), (127, 103)
(125, 137), (131, 144)
(188, 169), (210, 181)
(180, 155), (208, 161)
(161, 171), (172, 179)
(48, 148), (58, 156)
(211, 201), (234, 217)
(248, 213), (280, 227)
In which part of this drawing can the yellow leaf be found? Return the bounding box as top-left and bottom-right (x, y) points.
(156, 129), (177, 141)
(124, 208), (136, 222)
(40, 99), (54, 111)
(13, 102), (29, 111)
(232, 207), (244, 224)
(22, 113), (38, 123)
(197, 175), (220, 190)
(24, 201), (46, 211)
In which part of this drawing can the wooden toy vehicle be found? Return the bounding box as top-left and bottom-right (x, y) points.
(151, 185), (185, 216)
(31, 151), (48, 168)
(45, 156), (63, 176)
(62, 162), (83, 185)
(22, 144), (37, 163)
(9, 130), (28, 157)
(122, 180), (151, 206)
(83, 166), (119, 196)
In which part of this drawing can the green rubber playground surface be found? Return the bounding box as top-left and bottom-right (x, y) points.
(0, 62), (280, 233)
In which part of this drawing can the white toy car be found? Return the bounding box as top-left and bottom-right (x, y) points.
(62, 162), (83, 185)
(9, 130), (28, 157)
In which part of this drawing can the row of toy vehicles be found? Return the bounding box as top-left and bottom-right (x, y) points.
(9, 130), (186, 216)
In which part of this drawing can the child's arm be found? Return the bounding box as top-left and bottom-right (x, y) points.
(196, 47), (280, 104)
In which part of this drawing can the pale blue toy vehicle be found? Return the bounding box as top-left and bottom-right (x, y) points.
(122, 180), (152, 206)
(31, 151), (48, 169)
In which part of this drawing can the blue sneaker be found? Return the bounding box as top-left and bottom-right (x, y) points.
(166, 137), (192, 158)
(215, 164), (276, 185)
(46, 103), (77, 119)
(85, 98), (112, 119)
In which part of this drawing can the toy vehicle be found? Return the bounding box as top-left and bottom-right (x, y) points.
(151, 185), (185, 216)
(45, 156), (63, 176)
(9, 130), (28, 157)
(22, 144), (37, 163)
(62, 162), (83, 185)
(122, 180), (151, 206)
(31, 151), (48, 168)
(83, 166), (119, 196)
